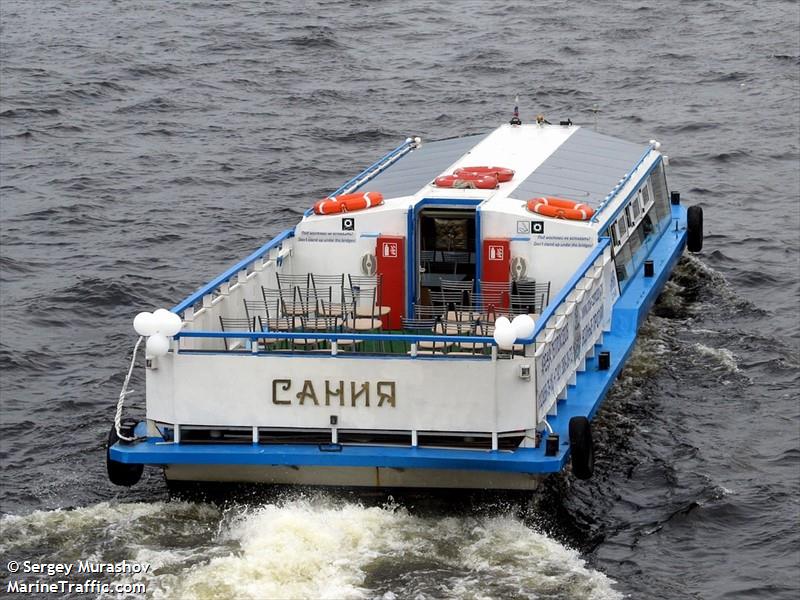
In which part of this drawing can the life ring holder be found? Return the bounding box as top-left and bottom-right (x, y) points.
(434, 174), (498, 189)
(313, 191), (384, 215)
(527, 196), (595, 221)
(454, 166), (515, 183)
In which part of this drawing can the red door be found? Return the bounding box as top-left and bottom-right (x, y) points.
(376, 236), (405, 330)
(481, 238), (511, 310)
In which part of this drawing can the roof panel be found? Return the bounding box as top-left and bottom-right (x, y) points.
(354, 134), (487, 199)
(509, 128), (648, 207)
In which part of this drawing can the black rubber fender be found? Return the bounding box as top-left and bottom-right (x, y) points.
(106, 423), (143, 487)
(687, 205), (703, 253)
(569, 416), (595, 480)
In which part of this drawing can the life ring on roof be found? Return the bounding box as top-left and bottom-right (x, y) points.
(454, 166), (515, 183)
(527, 197), (595, 221)
(313, 191), (384, 215)
(434, 174), (498, 189)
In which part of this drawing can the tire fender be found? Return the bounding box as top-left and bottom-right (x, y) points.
(569, 416), (595, 480)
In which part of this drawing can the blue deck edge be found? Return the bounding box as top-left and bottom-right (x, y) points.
(111, 205), (687, 475)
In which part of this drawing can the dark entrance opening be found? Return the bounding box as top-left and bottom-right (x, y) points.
(417, 209), (476, 304)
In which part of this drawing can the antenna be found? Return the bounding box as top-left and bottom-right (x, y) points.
(510, 94), (521, 125)
(591, 105), (600, 131)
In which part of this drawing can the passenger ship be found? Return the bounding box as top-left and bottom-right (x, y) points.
(107, 114), (703, 491)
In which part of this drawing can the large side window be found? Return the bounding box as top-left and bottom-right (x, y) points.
(641, 181), (652, 208)
(650, 163), (670, 222)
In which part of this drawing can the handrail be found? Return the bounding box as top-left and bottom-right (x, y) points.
(332, 137), (418, 197)
(516, 237), (611, 344)
(171, 228), (295, 315)
(590, 146), (655, 222)
(303, 137), (419, 216)
(176, 330), (495, 345)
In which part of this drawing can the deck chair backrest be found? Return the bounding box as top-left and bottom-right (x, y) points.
(310, 273), (344, 308)
(348, 274), (383, 305)
(219, 316), (255, 351)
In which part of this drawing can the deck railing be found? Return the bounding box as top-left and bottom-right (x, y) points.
(516, 237), (615, 420)
(171, 228), (295, 317)
(175, 329), (499, 358)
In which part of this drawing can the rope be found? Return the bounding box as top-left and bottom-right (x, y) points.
(114, 336), (144, 442)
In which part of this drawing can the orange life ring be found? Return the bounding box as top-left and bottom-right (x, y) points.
(312, 191), (384, 215)
(527, 197), (595, 221)
(434, 174), (498, 189)
(454, 166), (515, 183)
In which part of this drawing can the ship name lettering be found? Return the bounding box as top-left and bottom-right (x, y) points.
(271, 379), (396, 407)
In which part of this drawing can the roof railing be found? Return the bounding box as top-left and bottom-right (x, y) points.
(590, 146), (655, 223)
(303, 137), (420, 216)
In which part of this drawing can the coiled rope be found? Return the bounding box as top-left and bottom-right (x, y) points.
(114, 335), (143, 442)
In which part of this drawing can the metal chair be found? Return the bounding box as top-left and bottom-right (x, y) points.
(512, 279), (550, 313)
(316, 298), (360, 351)
(440, 279), (474, 306)
(218, 316), (255, 351)
(479, 280), (512, 311)
(402, 315), (453, 355)
(243, 299), (288, 349)
(450, 316), (492, 356)
(441, 250), (472, 274)
(261, 286), (318, 350)
(343, 287), (383, 332)
(310, 273), (344, 315)
(276, 273), (313, 318)
(348, 274), (391, 317)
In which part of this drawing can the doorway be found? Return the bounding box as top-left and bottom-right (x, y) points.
(416, 208), (477, 305)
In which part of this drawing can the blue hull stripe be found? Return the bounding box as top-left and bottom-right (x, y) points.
(111, 206), (688, 475)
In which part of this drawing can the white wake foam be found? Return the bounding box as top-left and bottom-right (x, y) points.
(1, 498), (622, 600)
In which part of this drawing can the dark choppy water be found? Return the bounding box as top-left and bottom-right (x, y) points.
(1, 1), (798, 598)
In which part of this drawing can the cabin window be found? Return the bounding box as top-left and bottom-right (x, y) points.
(641, 182), (652, 208)
(642, 212), (655, 236)
(610, 224), (619, 247)
(617, 215), (627, 237)
(615, 244), (632, 281)
(651, 164), (671, 222)
(631, 194), (642, 220)
(629, 224), (643, 255)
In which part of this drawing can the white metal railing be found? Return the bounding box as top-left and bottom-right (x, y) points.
(529, 238), (617, 421)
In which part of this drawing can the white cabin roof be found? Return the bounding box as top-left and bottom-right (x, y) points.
(354, 123), (650, 214)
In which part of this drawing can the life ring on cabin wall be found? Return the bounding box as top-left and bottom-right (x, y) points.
(434, 174), (498, 189)
(527, 196), (595, 221)
(313, 191), (384, 215)
(454, 166), (515, 183)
